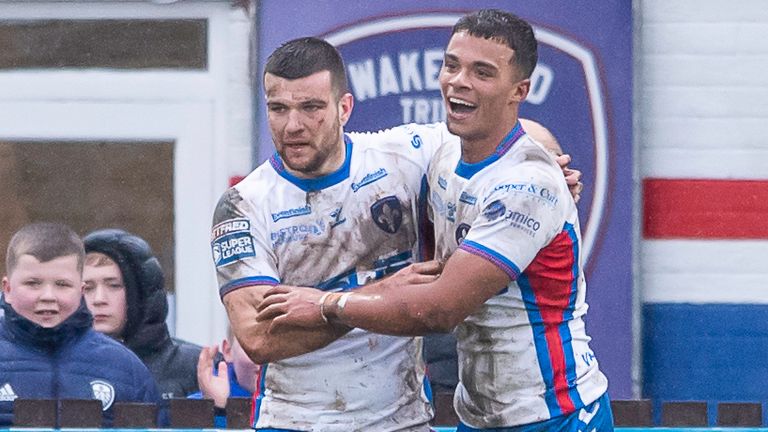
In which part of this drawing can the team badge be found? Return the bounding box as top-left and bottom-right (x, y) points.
(455, 223), (471, 245)
(371, 196), (403, 234)
(90, 380), (115, 411)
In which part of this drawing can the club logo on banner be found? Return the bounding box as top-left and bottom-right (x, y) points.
(324, 13), (609, 265)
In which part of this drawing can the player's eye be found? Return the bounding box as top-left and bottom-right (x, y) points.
(476, 68), (493, 78)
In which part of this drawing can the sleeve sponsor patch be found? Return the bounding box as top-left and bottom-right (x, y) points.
(212, 218), (256, 267)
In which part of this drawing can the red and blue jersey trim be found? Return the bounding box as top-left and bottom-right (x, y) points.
(458, 240), (521, 280)
(518, 222), (584, 418)
(252, 363), (268, 429)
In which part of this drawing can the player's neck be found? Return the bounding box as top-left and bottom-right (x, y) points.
(460, 120), (519, 164)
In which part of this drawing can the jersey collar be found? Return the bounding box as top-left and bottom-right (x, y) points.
(269, 134), (353, 192)
(454, 121), (526, 180)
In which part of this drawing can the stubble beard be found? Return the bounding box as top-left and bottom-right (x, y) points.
(281, 120), (343, 178)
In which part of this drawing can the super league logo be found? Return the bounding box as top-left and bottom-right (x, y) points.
(324, 13), (608, 265)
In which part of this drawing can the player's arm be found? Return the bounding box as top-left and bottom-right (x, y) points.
(258, 251), (506, 336)
(223, 284), (350, 364)
(212, 188), (350, 364)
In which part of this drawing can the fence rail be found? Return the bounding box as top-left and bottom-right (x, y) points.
(4, 397), (766, 428)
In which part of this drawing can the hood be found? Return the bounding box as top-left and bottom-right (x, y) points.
(83, 229), (170, 354)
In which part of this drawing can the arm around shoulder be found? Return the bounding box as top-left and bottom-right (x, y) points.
(324, 251), (510, 335)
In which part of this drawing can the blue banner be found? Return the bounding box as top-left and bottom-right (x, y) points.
(256, 1), (633, 398)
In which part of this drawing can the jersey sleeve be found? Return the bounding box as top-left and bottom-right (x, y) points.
(211, 186), (279, 300)
(458, 164), (566, 280)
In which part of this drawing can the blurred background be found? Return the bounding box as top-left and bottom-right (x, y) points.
(0, 0), (766, 414)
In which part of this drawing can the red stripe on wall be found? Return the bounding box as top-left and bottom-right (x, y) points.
(643, 178), (768, 239)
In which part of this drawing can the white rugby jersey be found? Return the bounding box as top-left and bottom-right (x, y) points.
(427, 122), (608, 428)
(212, 123), (454, 432)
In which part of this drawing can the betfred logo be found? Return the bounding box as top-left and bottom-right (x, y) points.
(324, 13), (607, 264)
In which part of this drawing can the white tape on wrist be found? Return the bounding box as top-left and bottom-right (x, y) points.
(336, 292), (352, 315)
(318, 292), (332, 324)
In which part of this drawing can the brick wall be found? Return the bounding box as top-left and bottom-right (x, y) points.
(638, 0), (768, 408)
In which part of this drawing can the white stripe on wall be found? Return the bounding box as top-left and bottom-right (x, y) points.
(641, 240), (768, 303)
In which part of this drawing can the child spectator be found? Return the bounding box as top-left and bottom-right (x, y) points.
(82, 228), (202, 399)
(0, 222), (160, 427)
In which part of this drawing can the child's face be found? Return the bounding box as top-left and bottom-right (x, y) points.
(83, 255), (128, 338)
(2, 254), (84, 328)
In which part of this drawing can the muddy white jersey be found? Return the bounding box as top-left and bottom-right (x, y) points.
(427, 122), (608, 428)
(212, 123), (453, 432)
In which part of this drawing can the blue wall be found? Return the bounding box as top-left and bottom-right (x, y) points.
(643, 303), (768, 424)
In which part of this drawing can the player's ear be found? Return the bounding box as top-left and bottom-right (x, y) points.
(338, 92), (354, 126)
(509, 78), (530, 104)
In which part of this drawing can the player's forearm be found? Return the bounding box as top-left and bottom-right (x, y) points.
(322, 251), (510, 335)
(224, 287), (349, 363)
(322, 284), (460, 336)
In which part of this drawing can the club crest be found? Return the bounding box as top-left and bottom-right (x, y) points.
(455, 223), (471, 245)
(371, 196), (403, 234)
(90, 380), (115, 411)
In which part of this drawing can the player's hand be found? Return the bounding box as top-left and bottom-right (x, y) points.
(196, 344), (230, 409)
(556, 153), (584, 203)
(257, 285), (328, 329)
(381, 260), (442, 289)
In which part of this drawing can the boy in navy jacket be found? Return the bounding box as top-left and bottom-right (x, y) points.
(0, 222), (161, 427)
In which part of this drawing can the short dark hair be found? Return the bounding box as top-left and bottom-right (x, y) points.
(264, 36), (349, 98)
(452, 9), (538, 79)
(6, 222), (85, 275)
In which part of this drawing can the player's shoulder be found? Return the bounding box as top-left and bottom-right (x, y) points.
(212, 161), (279, 225)
(348, 122), (452, 154)
(505, 135), (561, 177)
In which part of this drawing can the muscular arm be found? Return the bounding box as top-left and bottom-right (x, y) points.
(327, 251), (507, 335)
(259, 252), (507, 337)
(224, 285), (351, 364)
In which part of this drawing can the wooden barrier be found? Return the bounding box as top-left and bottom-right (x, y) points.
(169, 398), (214, 428)
(661, 401), (709, 427)
(113, 402), (158, 428)
(59, 399), (102, 428)
(433, 391), (459, 426)
(225, 397), (252, 429)
(12, 399), (56, 427)
(612, 399), (653, 426)
(718, 402), (763, 427)
(7, 396), (768, 428)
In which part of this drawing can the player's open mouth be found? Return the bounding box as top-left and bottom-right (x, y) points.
(448, 97), (477, 114)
